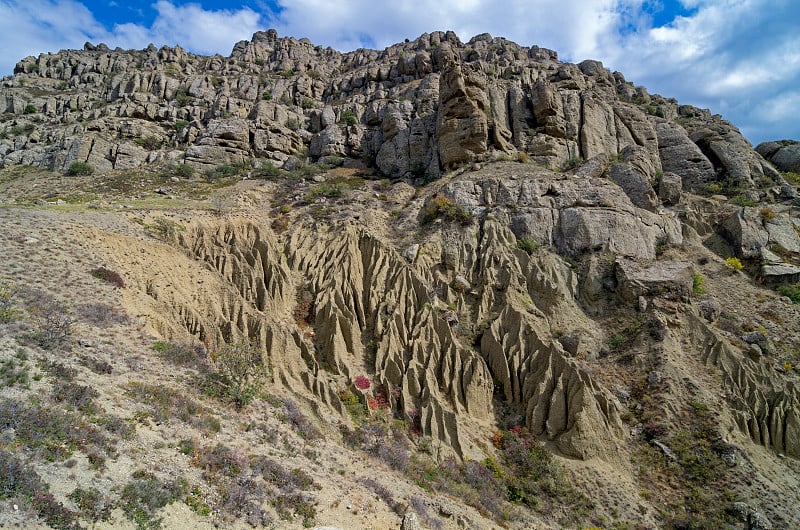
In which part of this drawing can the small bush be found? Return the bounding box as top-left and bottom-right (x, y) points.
(262, 90), (272, 100)
(77, 301), (128, 327)
(421, 196), (473, 225)
(760, 206), (776, 222)
(174, 119), (189, 133)
(692, 272), (706, 295)
(354, 374), (371, 390)
(66, 161), (94, 176)
(30, 298), (74, 350)
(305, 182), (345, 202)
(145, 217), (184, 240)
(204, 164), (237, 182)
(776, 283), (800, 303)
(253, 160), (280, 178)
(168, 163), (194, 179)
(516, 238), (539, 255)
(209, 341), (268, 409)
(91, 266), (125, 288)
(0, 280), (19, 322)
(69, 487), (112, 523)
(23, 103), (37, 114)
(341, 109), (357, 125)
(120, 470), (188, 530)
(563, 156), (584, 170)
(194, 443), (246, 478)
(731, 195), (756, 207)
(153, 341), (210, 372)
(134, 135), (162, 151)
(724, 257), (743, 272)
(51, 381), (99, 414)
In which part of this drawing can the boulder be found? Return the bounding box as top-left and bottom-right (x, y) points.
(658, 172), (682, 205)
(615, 257), (693, 302)
(756, 140), (800, 173)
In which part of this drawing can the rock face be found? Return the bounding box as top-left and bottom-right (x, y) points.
(0, 29), (778, 188)
(757, 140), (800, 173)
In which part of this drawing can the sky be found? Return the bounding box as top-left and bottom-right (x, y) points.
(0, 0), (798, 145)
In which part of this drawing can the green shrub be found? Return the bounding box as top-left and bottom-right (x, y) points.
(262, 90), (272, 100)
(204, 164), (237, 181)
(776, 283), (800, 303)
(783, 171), (800, 184)
(66, 161), (94, 176)
(175, 86), (193, 107)
(341, 110), (357, 126)
(209, 341), (268, 409)
(166, 163), (194, 179)
(516, 238), (540, 255)
(692, 272), (706, 295)
(563, 156), (584, 170)
(305, 182), (345, 202)
(23, 103), (37, 114)
(134, 135), (162, 150)
(174, 119), (189, 133)
(731, 195), (756, 207)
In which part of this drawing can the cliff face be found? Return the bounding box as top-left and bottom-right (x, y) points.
(1, 30), (800, 530)
(0, 29), (782, 188)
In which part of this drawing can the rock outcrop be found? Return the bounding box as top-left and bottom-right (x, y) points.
(0, 29), (777, 188)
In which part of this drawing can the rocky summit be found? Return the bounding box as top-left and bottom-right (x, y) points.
(0, 30), (799, 530)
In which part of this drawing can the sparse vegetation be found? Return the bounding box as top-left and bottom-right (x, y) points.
(66, 161), (94, 176)
(23, 103), (37, 114)
(120, 470), (188, 530)
(421, 195), (473, 225)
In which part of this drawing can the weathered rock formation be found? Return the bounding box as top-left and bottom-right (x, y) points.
(0, 29), (783, 191)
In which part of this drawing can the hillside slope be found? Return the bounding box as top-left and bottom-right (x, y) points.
(0, 30), (799, 530)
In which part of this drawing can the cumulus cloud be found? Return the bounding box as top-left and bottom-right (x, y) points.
(0, 0), (797, 143)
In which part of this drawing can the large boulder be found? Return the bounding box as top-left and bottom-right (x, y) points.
(615, 257), (694, 302)
(756, 140), (800, 173)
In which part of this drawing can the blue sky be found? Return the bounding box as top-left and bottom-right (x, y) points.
(1, 0), (798, 145)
